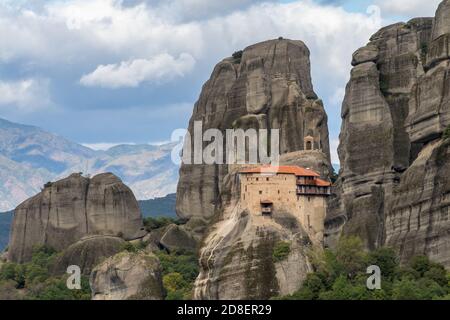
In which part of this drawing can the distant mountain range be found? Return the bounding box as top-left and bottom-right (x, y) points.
(0, 193), (177, 252)
(0, 118), (179, 212)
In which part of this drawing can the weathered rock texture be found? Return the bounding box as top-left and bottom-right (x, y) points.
(52, 235), (126, 275)
(176, 39), (332, 299)
(329, 0), (450, 268)
(90, 251), (165, 300)
(177, 39), (331, 222)
(8, 173), (143, 263)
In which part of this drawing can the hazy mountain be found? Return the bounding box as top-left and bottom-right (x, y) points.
(139, 193), (177, 218)
(0, 118), (96, 173)
(0, 118), (179, 211)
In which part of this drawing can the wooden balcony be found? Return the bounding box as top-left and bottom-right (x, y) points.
(297, 187), (331, 196)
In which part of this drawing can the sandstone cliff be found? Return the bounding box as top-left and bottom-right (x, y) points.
(328, 0), (450, 268)
(176, 39), (332, 299)
(8, 173), (144, 263)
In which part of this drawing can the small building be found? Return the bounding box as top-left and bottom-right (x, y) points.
(239, 165), (331, 245)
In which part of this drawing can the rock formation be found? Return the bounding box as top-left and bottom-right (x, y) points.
(8, 172), (144, 263)
(90, 251), (165, 300)
(52, 235), (126, 275)
(329, 0), (450, 268)
(177, 39), (331, 222)
(176, 39), (332, 299)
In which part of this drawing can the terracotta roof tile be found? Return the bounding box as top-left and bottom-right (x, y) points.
(240, 165), (320, 177)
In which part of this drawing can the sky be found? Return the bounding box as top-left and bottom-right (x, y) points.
(0, 0), (444, 163)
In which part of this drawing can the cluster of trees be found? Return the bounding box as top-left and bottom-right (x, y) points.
(0, 246), (90, 300)
(156, 249), (199, 300)
(280, 237), (450, 300)
(143, 216), (181, 232)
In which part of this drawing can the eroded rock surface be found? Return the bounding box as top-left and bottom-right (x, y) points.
(90, 251), (165, 300)
(8, 173), (143, 263)
(329, 0), (450, 268)
(52, 235), (126, 275)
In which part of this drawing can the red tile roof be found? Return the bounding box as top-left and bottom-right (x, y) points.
(240, 165), (320, 177)
(315, 178), (332, 187)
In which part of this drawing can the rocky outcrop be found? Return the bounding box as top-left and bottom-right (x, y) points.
(52, 235), (126, 275)
(90, 251), (165, 300)
(194, 205), (313, 300)
(159, 224), (197, 253)
(385, 139), (450, 267)
(329, 0), (450, 268)
(176, 39), (332, 299)
(177, 38), (331, 222)
(8, 173), (144, 263)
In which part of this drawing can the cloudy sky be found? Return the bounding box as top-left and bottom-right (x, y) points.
(0, 0), (443, 163)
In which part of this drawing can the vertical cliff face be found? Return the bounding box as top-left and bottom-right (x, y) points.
(176, 39), (332, 299)
(8, 173), (143, 263)
(176, 39), (331, 222)
(330, 0), (450, 268)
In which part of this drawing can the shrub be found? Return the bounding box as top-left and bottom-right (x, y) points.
(420, 43), (428, 65)
(272, 241), (291, 262)
(443, 125), (450, 140)
(120, 242), (139, 253)
(232, 50), (243, 63)
(143, 217), (179, 232)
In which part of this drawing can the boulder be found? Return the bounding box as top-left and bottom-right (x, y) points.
(351, 44), (379, 66)
(159, 224), (197, 253)
(52, 235), (126, 275)
(90, 251), (165, 300)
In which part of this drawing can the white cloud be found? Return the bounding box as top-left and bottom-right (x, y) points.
(330, 87), (346, 107)
(375, 0), (441, 18)
(80, 53), (196, 88)
(330, 138), (340, 165)
(0, 0), (385, 136)
(131, 0), (266, 21)
(0, 78), (51, 112)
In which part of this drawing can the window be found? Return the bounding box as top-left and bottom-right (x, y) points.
(308, 197), (311, 202)
(256, 178), (259, 181)
(259, 190), (262, 195)
(266, 177), (269, 181)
